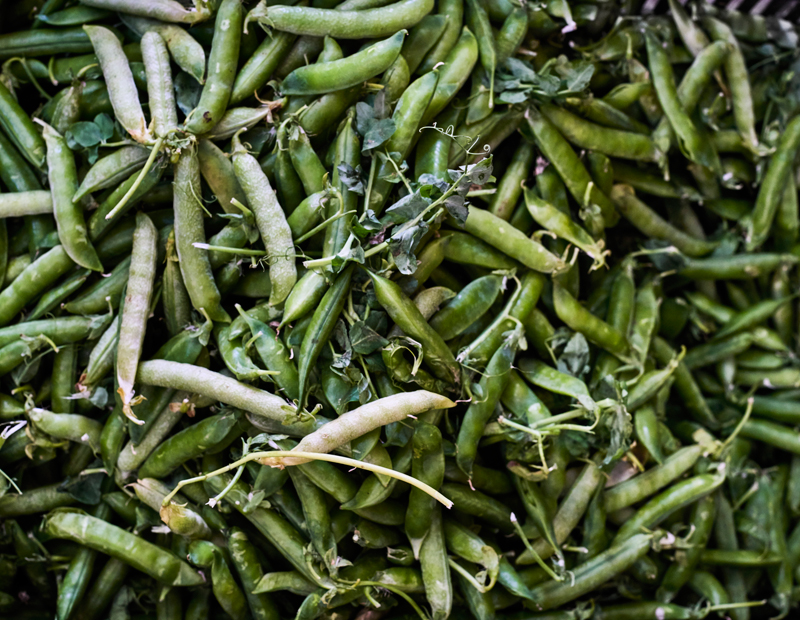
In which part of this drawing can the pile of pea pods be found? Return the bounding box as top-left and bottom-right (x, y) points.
(2, 0), (800, 619)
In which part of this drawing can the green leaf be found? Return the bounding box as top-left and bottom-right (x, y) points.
(349, 321), (389, 355)
(243, 489), (267, 513)
(385, 192), (430, 224)
(66, 121), (103, 149)
(337, 163), (365, 195)
(174, 71), (202, 117)
(94, 113), (115, 141)
(362, 118), (396, 152)
(445, 194), (468, 226)
(56, 461), (105, 504)
(352, 209), (384, 239)
(389, 221), (428, 275)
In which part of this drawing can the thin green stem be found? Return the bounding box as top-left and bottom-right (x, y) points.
(193, 243), (267, 257)
(163, 450), (453, 508)
(294, 210), (356, 245)
(510, 513), (563, 582)
(104, 137), (163, 220)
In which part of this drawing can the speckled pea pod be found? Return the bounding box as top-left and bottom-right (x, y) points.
(84, 25), (149, 143)
(232, 132), (296, 305)
(228, 528), (280, 620)
(141, 31), (177, 137)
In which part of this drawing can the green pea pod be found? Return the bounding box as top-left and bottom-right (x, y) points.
(74, 557), (129, 620)
(418, 0), (463, 73)
(287, 123), (327, 195)
(442, 230), (517, 270)
(370, 271), (460, 385)
(415, 105), (462, 181)
(326, 111), (359, 259)
(528, 533), (653, 610)
(404, 422), (445, 558)
(9, 519), (54, 597)
(232, 132), (297, 305)
(287, 192), (328, 240)
(457, 333), (517, 479)
(0, 80), (47, 169)
(237, 305), (299, 401)
(197, 139), (248, 215)
(44, 510), (203, 586)
(248, 0), (433, 39)
(41, 123), (102, 271)
(525, 105), (618, 227)
(184, 0), (242, 135)
(283, 30), (404, 96)
(419, 506), (452, 620)
(173, 146), (230, 322)
(657, 492), (716, 603)
(231, 30), (296, 104)
(139, 410), (241, 479)
(421, 26), (478, 126)
(402, 14), (448, 74)
(429, 274), (502, 340)
(289, 467), (337, 565)
(0, 482), (76, 517)
(490, 140), (535, 221)
(84, 25), (149, 143)
(228, 528), (280, 620)
(27, 409), (103, 453)
(540, 103), (663, 164)
(368, 69), (440, 214)
(613, 472), (725, 544)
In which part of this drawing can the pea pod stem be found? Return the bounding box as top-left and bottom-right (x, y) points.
(163, 450), (452, 509)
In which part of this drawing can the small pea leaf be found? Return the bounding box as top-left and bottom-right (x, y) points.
(558, 60), (595, 94)
(465, 158), (494, 185)
(331, 235), (365, 273)
(94, 113), (115, 141)
(418, 173), (449, 195)
(389, 221), (428, 275)
(556, 331), (590, 378)
(174, 71), (202, 117)
(376, 151), (407, 183)
(243, 489), (267, 513)
(337, 163), (365, 195)
(385, 191), (430, 224)
(600, 403), (632, 465)
(352, 209), (384, 239)
(362, 118), (396, 152)
(444, 194), (468, 226)
(66, 121), (103, 149)
(57, 460), (104, 504)
(349, 321), (389, 355)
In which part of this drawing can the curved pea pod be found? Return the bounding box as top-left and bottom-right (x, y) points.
(527, 533), (653, 610)
(0, 80), (47, 169)
(236, 306), (299, 401)
(138, 410), (242, 479)
(524, 190), (609, 269)
(283, 30), (404, 96)
(401, 14), (447, 75)
(462, 206), (566, 274)
(206, 106), (274, 142)
(605, 445), (703, 514)
(518, 357), (596, 413)
(429, 274), (502, 340)
(418, 0), (463, 74)
(173, 146), (230, 322)
(132, 478), (210, 539)
(369, 271), (460, 385)
(228, 528), (280, 620)
(141, 31), (178, 139)
(63, 257), (129, 315)
(289, 467), (337, 566)
(120, 14), (206, 84)
(43, 510), (203, 586)
(287, 192), (328, 240)
(73, 557), (129, 620)
(421, 25), (479, 126)
(405, 422), (445, 558)
(0, 190), (52, 218)
(73, 146), (149, 203)
(27, 409), (103, 453)
(184, 0), (242, 135)
(294, 265), (352, 407)
(539, 103), (663, 164)
(248, 0), (433, 39)
(553, 279), (630, 362)
(368, 69), (440, 214)
(525, 105), (618, 227)
(265, 391), (455, 467)
(231, 30), (296, 105)
(116, 212), (158, 422)
(287, 123), (327, 196)
(41, 123), (103, 272)
(441, 230), (517, 270)
(83, 25), (149, 143)
(610, 185), (716, 258)
(216, 323), (274, 382)
(0, 482), (76, 518)
(490, 140), (535, 221)
(613, 472), (726, 544)
(138, 360), (295, 424)
(457, 332), (517, 480)
(231, 132), (296, 305)
(657, 492), (716, 603)
(739, 418), (800, 455)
